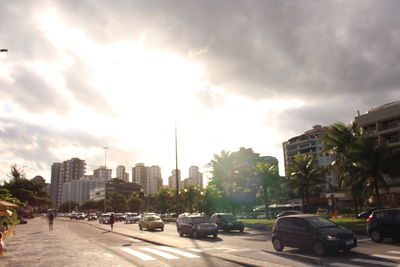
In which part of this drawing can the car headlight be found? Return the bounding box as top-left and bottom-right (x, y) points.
(325, 235), (340, 241)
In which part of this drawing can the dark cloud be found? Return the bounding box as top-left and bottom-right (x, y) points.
(0, 67), (69, 114)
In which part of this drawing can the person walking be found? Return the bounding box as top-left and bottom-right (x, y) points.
(110, 213), (115, 231)
(48, 212), (54, 231)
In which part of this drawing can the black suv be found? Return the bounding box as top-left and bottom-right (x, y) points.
(367, 208), (400, 242)
(176, 213), (218, 238)
(210, 213), (244, 232)
(271, 214), (357, 256)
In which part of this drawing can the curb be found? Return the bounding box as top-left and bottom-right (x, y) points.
(266, 250), (323, 266)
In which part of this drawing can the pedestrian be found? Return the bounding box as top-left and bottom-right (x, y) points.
(48, 212), (54, 231)
(0, 232), (5, 256)
(0, 222), (7, 233)
(110, 213), (115, 231)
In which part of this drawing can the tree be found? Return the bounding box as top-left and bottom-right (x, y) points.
(127, 192), (143, 212)
(107, 193), (128, 212)
(156, 188), (174, 214)
(257, 162), (281, 218)
(287, 154), (325, 212)
(80, 200), (98, 211)
(2, 165), (50, 207)
(58, 201), (80, 213)
(181, 185), (201, 213)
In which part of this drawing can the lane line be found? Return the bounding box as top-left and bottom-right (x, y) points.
(139, 247), (178, 259)
(120, 247), (155, 261)
(351, 258), (398, 267)
(329, 262), (362, 267)
(388, 251), (400, 255)
(156, 246), (200, 258)
(371, 254), (400, 261)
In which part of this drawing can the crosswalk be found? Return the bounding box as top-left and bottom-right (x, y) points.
(330, 250), (400, 267)
(120, 245), (200, 261)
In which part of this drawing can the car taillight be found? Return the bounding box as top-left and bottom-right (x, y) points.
(367, 215), (372, 223)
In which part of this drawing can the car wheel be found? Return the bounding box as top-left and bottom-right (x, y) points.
(240, 228), (244, 233)
(313, 241), (326, 256)
(272, 238), (284, 252)
(139, 226), (142, 230)
(161, 228), (164, 231)
(213, 233), (218, 238)
(179, 229), (184, 237)
(370, 229), (383, 242)
(193, 230), (198, 238)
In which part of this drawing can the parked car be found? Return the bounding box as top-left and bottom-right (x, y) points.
(70, 213), (77, 220)
(210, 213), (244, 232)
(125, 214), (140, 224)
(271, 214), (357, 256)
(87, 213), (98, 221)
(367, 208), (400, 242)
(357, 208), (378, 219)
(76, 213), (85, 220)
(114, 213), (125, 222)
(139, 215), (164, 231)
(276, 210), (302, 218)
(99, 214), (111, 224)
(177, 214), (218, 238)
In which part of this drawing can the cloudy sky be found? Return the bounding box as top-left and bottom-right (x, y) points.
(1, 0), (399, 184)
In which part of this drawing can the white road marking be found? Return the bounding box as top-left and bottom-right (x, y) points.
(156, 246), (200, 258)
(187, 246), (250, 253)
(139, 247), (178, 259)
(388, 251), (400, 255)
(329, 263), (362, 267)
(120, 247), (155, 261)
(371, 254), (400, 261)
(351, 258), (398, 267)
(187, 248), (202, 252)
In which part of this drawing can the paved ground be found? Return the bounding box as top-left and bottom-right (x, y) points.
(0, 217), (133, 267)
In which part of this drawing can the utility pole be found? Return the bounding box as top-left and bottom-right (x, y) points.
(175, 125), (179, 215)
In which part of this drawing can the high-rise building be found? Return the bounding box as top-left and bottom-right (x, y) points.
(147, 165), (162, 194)
(93, 166), (112, 180)
(168, 169), (182, 190)
(50, 158), (86, 207)
(188, 166), (204, 189)
(283, 125), (338, 192)
(132, 163), (148, 184)
(62, 177), (104, 204)
(355, 101), (400, 206)
(90, 179), (142, 203)
(116, 165), (129, 182)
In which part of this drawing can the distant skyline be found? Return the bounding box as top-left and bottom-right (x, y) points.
(1, 1), (399, 184)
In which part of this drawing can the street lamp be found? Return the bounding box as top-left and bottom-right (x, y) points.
(175, 125), (179, 214)
(103, 147), (108, 169)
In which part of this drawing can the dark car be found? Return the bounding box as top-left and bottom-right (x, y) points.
(176, 214), (218, 238)
(367, 208), (400, 242)
(357, 208), (378, 219)
(271, 214), (357, 256)
(276, 210), (302, 218)
(99, 214), (111, 224)
(210, 213), (244, 232)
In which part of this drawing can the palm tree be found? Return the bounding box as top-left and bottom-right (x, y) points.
(257, 162), (281, 218)
(181, 185), (201, 213)
(287, 154), (325, 212)
(351, 135), (400, 208)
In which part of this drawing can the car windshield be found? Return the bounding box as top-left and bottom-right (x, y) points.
(221, 215), (237, 221)
(145, 216), (160, 221)
(102, 215), (110, 219)
(192, 217), (210, 223)
(306, 216), (336, 228)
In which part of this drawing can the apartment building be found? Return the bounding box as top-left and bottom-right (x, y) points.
(93, 166), (112, 180)
(147, 165), (163, 194)
(168, 169), (182, 190)
(116, 165), (129, 182)
(90, 178), (142, 201)
(283, 125), (338, 192)
(188, 166), (204, 189)
(62, 177), (104, 204)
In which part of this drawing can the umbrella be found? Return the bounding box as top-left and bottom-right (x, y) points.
(0, 210), (12, 217)
(0, 201), (19, 209)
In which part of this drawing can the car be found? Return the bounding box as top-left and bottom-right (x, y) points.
(367, 208), (400, 242)
(139, 215), (164, 231)
(357, 208), (378, 219)
(87, 213), (98, 221)
(276, 210), (302, 218)
(115, 213), (125, 222)
(177, 214), (218, 238)
(70, 213), (77, 220)
(210, 213), (244, 232)
(271, 214), (357, 256)
(125, 213), (140, 224)
(76, 213), (85, 220)
(99, 214), (111, 224)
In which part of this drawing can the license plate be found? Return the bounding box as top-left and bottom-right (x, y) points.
(346, 240), (354, 245)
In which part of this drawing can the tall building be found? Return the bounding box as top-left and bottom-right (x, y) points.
(62, 177), (103, 204)
(283, 125), (338, 192)
(93, 166), (112, 180)
(168, 169), (182, 190)
(132, 163), (148, 193)
(147, 165), (163, 194)
(90, 179), (142, 203)
(50, 158), (86, 207)
(188, 166), (204, 189)
(116, 165), (129, 182)
(355, 101), (400, 205)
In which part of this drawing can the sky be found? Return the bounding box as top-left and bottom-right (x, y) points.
(1, 0), (400, 185)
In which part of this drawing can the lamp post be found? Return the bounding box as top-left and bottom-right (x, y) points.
(103, 147), (108, 169)
(175, 124), (180, 215)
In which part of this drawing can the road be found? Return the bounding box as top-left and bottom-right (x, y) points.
(2, 217), (399, 267)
